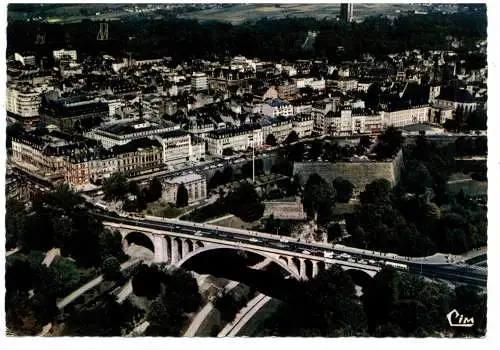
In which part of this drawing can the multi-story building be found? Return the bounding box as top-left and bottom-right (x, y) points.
(261, 116), (293, 144)
(53, 49), (78, 62)
(64, 151), (117, 187)
(162, 173), (207, 205)
(312, 97), (340, 134)
(14, 53), (36, 67)
(296, 77), (326, 91)
(112, 138), (163, 177)
(364, 114), (383, 135)
(40, 95), (109, 131)
(154, 129), (192, 167)
(86, 120), (179, 149)
(191, 72), (209, 92)
(11, 130), (99, 179)
(276, 80), (297, 100)
(381, 105), (430, 128)
(206, 124), (263, 156)
(7, 84), (42, 126)
(261, 98), (294, 117)
(332, 77), (358, 92)
(433, 87), (479, 114)
(292, 114), (315, 138)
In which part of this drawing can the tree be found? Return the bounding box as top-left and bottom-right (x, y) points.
(284, 130), (299, 144)
(6, 198), (26, 249)
(129, 181), (140, 197)
(309, 139), (323, 160)
(35, 258), (82, 298)
(222, 166), (234, 184)
(208, 170), (224, 189)
(374, 127), (404, 159)
(332, 177), (354, 203)
(266, 133), (277, 146)
(302, 174), (336, 226)
(176, 183), (189, 208)
(402, 160), (433, 194)
(99, 229), (127, 263)
(227, 182), (264, 222)
(214, 293), (240, 322)
(359, 179), (392, 205)
(102, 173), (128, 201)
(102, 256), (122, 281)
(148, 177), (163, 202)
(327, 223), (343, 242)
(131, 264), (163, 300)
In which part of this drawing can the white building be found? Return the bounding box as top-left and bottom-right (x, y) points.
(53, 49), (78, 62)
(296, 77), (325, 91)
(381, 105), (430, 128)
(7, 85), (42, 121)
(335, 78), (358, 92)
(261, 99), (293, 117)
(154, 129), (198, 168)
(191, 72), (208, 92)
(206, 125), (263, 156)
(14, 53), (36, 67)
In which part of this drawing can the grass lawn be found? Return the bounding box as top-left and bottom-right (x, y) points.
(142, 201), (187, 218)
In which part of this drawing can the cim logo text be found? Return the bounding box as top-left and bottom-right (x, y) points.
(446, 309), (474, 327)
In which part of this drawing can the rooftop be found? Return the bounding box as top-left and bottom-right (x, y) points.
(166, 173), (204, 185)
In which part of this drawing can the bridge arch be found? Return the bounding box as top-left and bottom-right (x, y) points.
(175, 245), (301, 280)
(343, 267), (377, 287)
(123, 231), (155, 253)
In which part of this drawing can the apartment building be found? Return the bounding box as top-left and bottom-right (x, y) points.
(154, 129), (192, 167)
(381, 105), (430, 128)
(7, 84), (42, 126)
(191, 72), (209, 92)
(261, 116), (293, 144)
(206, 125), (263, 156)
(112, 138), (163, 177)
(292, 114), (315, 138)
(261, 98), (294, 117)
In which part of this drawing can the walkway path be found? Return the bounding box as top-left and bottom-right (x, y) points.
(42, 248), (60, 267)
(57, 259), (139, 310)
(184, 280), (240, 337)
(218, 293), (271, 337)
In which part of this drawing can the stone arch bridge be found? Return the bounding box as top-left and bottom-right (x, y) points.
(104, 221), (381, 281)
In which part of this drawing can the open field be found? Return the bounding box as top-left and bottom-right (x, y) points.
(179, 3), (431, 24)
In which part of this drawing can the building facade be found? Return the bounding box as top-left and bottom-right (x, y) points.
(162, 173), (207, 205)
(206, 125), (263, 156)
(7, 85), (42, 126)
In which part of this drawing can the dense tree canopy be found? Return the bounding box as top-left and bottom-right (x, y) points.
(102, 172), (128, 201)
(7, 9), (486, 62)
(302, 173), (336, 226)
(227, 182), (264, 222)
(332, 177), (355, 203)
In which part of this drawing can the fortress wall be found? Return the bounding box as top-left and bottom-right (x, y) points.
(293, 150), (404, 194)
